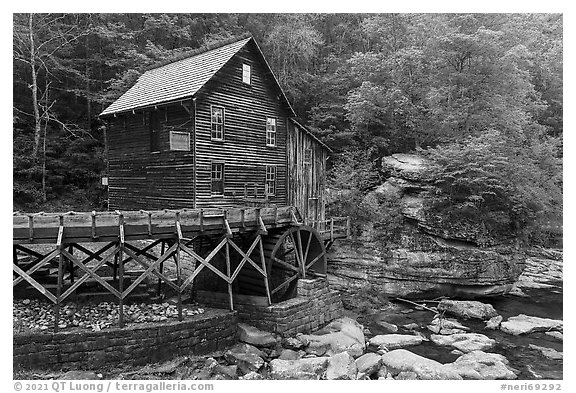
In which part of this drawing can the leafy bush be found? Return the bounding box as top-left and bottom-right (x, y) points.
(423, 129), (562, 245)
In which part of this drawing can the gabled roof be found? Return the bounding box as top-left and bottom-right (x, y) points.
(100, 36), (294, 117)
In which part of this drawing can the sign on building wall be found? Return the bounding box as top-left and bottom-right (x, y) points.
(170, 131), (191, 151)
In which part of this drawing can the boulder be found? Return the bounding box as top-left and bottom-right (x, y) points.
(427, 316), (470, 335)
(325, 352), (358, 380)
(396, 371), (419, 380)
(238, 323), (277, 347)
(529, 344), (563, 360)
(214, 365), (238, 379)
(224, 344), (265, 374)
(227, 342), (265, 358)
(369, 334), (423, 350)
(438, 300), (499, 320)
(282, 337), (304, 350)
(485, 315), (503, 330)
(300, 317), (365, 358)
(278, 349), (301, 361)
(545, 331), (563, 341)
(500, 314), (563, 335)
(269, 357), (329, 380)
(241, 371), (263, 380)
(355, 353), (383, 378)
(375, 320), (398, 333)
(58, 371), (100, 380)
(402, 323), (420, 331)
(447, 351), (517, 380)
(430, 333), (496, 353)
(381, 349), (462, 380)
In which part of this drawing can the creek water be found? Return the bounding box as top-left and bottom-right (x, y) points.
(358, 280), (563, 380)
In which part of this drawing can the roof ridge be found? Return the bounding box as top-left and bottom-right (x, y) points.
(145, 33), (253, 72)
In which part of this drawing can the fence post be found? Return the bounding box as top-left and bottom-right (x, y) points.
(330, 218), (334, 242)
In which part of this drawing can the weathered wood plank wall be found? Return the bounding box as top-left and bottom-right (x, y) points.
(107, 105), (195, 210)
(287, 122), (328, 223)
(194, 42), (289, 208)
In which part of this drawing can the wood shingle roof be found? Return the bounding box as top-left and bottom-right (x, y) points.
(100, 37), (252, 116)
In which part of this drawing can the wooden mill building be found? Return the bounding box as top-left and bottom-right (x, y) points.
(100, 35), (331, 224)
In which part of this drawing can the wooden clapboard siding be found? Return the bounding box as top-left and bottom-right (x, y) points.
(193, 42), (290, 208)
(287, 121), (328, 223)
(105, 37), (330, 216)
(108, 104), (195, 210)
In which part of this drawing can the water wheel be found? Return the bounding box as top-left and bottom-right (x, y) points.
(236, 225), (326, 302)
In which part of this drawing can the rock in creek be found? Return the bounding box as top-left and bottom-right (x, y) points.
(237, 323), (277, 348)
(325, 352), (358, 380)
(438, 299), (499, 320)
(375, 320), (398, 333)
(485, 315), (503, 330)
(529, 344), (563, 360)
(447, 351), (517, 380)
(427, 316), (470, 335)
(500, 314), (563, 335)
(430, 333), (496, 353)
(269, 357), (329, 380)
(355, 353), (383, 379)
(368, 334), (423, 350)
(300, 317), (365, 358)
(545, 331), (563, 341)
(58, 371), (100, 380)
(381, 349), (462, 380)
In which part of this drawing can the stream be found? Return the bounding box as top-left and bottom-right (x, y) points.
(358, 261), (563, 380)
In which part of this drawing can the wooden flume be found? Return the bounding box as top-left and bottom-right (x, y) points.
(13, 206), (348, 332)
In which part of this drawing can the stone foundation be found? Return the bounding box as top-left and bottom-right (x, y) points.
(13, 308), (237, 370)
(197, 278), (343, 336)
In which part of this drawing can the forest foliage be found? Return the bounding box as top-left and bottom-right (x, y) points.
(13, 13), (562, 245)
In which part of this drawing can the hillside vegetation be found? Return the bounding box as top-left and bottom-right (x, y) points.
(13, 13), (562, 246)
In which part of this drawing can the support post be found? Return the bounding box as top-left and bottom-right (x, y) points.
(225, 239), (233, 311)
(258, 235), (272, 305)
(54, 216), (64, 333)
(157, 240), (166, 296)
(118, 214), (125, 328)
(67, 244), (74, 283)
(175, 215), (183, 321)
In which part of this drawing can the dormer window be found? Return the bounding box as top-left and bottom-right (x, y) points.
(242, 64), (251, 85)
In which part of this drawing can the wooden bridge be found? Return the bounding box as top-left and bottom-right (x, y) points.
(13, 206), (348, 332)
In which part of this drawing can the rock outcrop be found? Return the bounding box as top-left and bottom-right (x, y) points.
(327, 153), (526, 299)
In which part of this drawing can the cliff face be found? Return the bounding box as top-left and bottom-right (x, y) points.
(327, 154), (526, 299)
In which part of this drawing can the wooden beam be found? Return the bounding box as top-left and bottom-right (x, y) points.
(258, 235), (272, 305)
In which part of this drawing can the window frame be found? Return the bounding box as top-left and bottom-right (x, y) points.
(265, 165), (276, 196)
(266, 117), (277, 147)
(210, 105), (225, 141)
(210, 161), (225, 196)
(242, 63), (251, 85)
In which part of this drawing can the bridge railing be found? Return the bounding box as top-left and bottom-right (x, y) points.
(304, 216), (350, 242)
